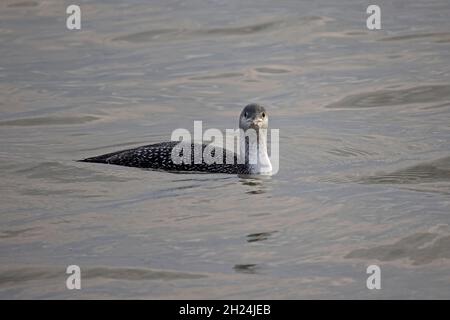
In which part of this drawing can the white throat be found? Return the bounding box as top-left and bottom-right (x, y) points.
(240, 128), (272, 175)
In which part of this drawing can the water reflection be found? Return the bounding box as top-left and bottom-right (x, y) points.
(326, 85), (450, 109)
(0, 266), (206, 286)
(112, 20), (281, 43)
(233, 264), (260, 274)
(380, 32), (450, 43)
(246, 231), (277, 243)
(239, 175), (272, 195)
(345, 226), (450, 266)
(361, 156), (450, 185)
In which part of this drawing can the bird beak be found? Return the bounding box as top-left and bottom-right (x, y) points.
(250, 119), (263, 129)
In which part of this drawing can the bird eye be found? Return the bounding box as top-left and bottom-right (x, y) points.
(244, 112), (248, 118)
(262, 112), (266, 118)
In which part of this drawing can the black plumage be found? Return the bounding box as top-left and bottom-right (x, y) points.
(79, 141), (251, 174)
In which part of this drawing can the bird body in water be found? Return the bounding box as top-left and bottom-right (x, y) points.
(80, 104), (272, 175)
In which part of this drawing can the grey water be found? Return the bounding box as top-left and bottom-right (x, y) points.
(1, 0), (450, 299)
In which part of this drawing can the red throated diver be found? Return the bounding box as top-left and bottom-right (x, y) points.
(79, 104), (272, 175)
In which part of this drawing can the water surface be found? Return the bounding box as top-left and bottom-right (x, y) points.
(1, 0), (450, 299)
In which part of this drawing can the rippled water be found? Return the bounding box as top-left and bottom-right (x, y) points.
(1, 0), (450, 299)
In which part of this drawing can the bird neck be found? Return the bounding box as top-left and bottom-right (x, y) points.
(240, 128), (272, 174)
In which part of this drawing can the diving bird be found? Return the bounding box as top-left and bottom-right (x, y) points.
(79, 104), (272, 175)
